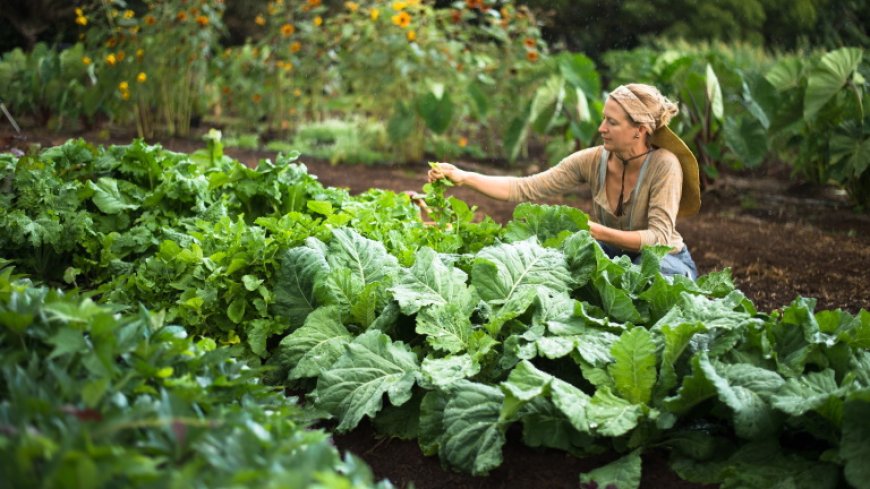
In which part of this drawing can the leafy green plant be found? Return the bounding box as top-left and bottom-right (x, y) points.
(0, 266), (393, 489)
(285, 118), (389, 165)
(502, 51), (603, 164)
(0, 42), (93, 129)
(763, 47), (869, 206)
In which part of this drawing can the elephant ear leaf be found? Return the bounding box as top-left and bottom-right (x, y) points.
(804, 47), (863, 120)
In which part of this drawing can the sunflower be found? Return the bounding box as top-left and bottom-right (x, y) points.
(281, 23), (295, 36)
(391, 11), (411, 28)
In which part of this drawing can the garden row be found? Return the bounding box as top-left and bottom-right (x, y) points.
(2, 138), (869, 488)
(0, 1), (867, 204)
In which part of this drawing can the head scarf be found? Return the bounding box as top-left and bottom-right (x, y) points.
(609, 85), (658, 131)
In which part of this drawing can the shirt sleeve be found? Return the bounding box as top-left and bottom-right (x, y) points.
(637, 153), (683, 248)
(507, 147), (599, 202)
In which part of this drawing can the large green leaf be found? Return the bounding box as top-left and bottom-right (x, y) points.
(277, 306), (352, 380)
(501, 360), (593, 434)
(594, 273), (644, 324)
(415, 302), (474, 354)
(804, 47), (863, 119)
(415, 87), (454, 134)
(706, 63), (724, 120)
(724, 114), (767, 168)
(503, 203), (588, 248)
(501, 359), (552, 403)
(842, 389), (870, 489)
(654, 322), (707, 399)
(439, 381), (507, 476)
(326, 228), (398, 287)
(700, 356), (784, 440)
(609, 327), (657, 405)
(558, 52), (600, 96)
(314, 330), (420, 432)
(830, 128), (870, 178)
(471, 238), (572, 333)
(579, 449), (642, 489)
(389, 247), (473, 315)
(418, 390), (449, 456)
(387, 100), (414, 141)
(587, 387), (643, 437)
(88, 177), (140, 214)
(504, 103), (532, 162)
(770, 369), (843, 422)
(519, 397), (593, 454)
(420, 354), (479, 388)
(663, 354), (716, 414)
(765, 56), (803, 91)
(467, 80), (490, 117)
(528, 75), (566, 134)
(273, 244), (328, 326)
(550, 378), (592, 433)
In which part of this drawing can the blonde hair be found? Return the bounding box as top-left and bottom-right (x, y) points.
(609, 84), (679, 134)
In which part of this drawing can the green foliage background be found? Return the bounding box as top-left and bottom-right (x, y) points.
(2, 0), (867, 54)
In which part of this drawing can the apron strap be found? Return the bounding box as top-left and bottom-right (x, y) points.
(627, 150), (655, 231)
(598, 149), (608, 225)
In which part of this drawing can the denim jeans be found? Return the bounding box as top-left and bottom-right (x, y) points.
(598, 242), (698, 280)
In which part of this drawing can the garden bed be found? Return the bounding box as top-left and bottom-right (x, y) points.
(2, 129), (868, 488)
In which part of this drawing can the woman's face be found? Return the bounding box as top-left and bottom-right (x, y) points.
(598, 98), (638, 153)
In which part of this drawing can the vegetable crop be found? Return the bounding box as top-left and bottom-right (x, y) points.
(1, 139), (868, 489)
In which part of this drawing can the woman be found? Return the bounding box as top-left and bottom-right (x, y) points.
(428, 83), (701, 279)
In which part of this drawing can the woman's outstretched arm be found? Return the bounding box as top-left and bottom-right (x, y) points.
(427, 163), (516, 201)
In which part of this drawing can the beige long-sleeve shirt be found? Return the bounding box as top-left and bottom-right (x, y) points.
(507, 145), (685, 253)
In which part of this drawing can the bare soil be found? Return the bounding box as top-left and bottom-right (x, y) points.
(4, 128), (869, 489)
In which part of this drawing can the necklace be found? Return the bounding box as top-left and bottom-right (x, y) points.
(614, 148), (653, 217)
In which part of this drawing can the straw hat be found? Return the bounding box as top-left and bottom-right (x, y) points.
(650, 125), (701, 217)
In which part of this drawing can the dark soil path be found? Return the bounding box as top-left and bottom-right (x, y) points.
(4, 129), (869, 489)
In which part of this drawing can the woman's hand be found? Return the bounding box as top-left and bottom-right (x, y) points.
(428, 162), (467, 185)
(588, 221), (643, 252)
(588, 221), (603, 241)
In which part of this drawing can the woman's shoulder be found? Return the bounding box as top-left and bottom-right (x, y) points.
(651, 147), (681, 174)
(652, 146), (679, 163)
(559, 145), (604, 167)
(650, 148), (683, 179)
